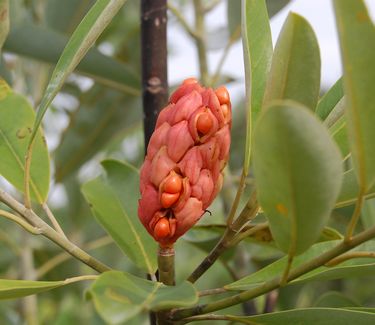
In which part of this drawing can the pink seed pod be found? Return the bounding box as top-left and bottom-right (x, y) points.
(138, 78), (232, 247)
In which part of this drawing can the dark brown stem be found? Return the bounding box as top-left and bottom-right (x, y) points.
(141, 0), (168, 151)
(141, 4), (168, 324)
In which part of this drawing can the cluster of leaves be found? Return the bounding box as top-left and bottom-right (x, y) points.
(0, 0), (374, 324)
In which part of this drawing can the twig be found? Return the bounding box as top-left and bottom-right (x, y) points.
(210, 26), (241, 87)
(345, 188), (365, 241)
(263, 290), (278, 314)
(36, 236), (113, 278)
(41, 202), (67, 238)
(20, 239), (38, 325)
(24, 144), (33, 209)
(228, 222), (268, 246)
(193, 0), (209, 85)
(325, 251), (375, 267)
(171, 224), (375, 320)
(198, 288), (226, 297)
(203, 0), (222, 13)
(177, 314), (256, 325)
(0, 189), (110, 273)
(187, 191), (259, 283)
(0, 209), (41, 235)
(167, 2), (198, 39)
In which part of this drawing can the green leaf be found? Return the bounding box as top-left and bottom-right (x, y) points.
(29, 0), (128, 146)
(265, 0), (290, 18)
(81, 159), (157, 274)
(87, 271), (198, 324)
(228, 0), (290, 41)
(0, 79), (50, 203)
(330, 115), (350, 159)
(54, 87), (140, 181)
(225, 240), (375, 291)
(316, 78), (344, 120)
(263, 13), (321, 111)
(45, 0), (95, 33)
(228, 0), (241, 38)
(253, 101), (343, 255)
(0, 279), (64, 300)
(233, 308), (375, 325)
(188, 224), (342, 248)
(0, 0), (9, 50)
(242, 0), (273, 168)
(4, 23), (140, 94)
(314, 291), (360, 308)
(334, 0), (375, 191)
(336, 169), (375, 208)
(361, 198), (375, 229)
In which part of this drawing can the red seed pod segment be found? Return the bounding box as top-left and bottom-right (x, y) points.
(138, 78), (231, 247)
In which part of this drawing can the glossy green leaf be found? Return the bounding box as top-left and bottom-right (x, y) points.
(81, 159), (157, 274)
(0, 79), (50, 203)
(87, 271), (198, 324)
(228, 0), (290, 41)
(233, 308), (375, 325)
(4, 23), (140, 94)
(242, 0), (272, 168)
(0, 279), (64, 300)
(225, 240), (375, 291)
(334, 0), (375, 191)
(336, 169), (375, 208)
(253, 101), (343, 255)
(263, 13), (321, 111)
(316, 78), (344, 120)
(29, 0), (127, 145)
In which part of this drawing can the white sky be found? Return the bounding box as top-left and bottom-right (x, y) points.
(168, 0), (375, 100)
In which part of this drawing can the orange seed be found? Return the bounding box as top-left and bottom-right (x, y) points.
(164, 174), (182, 194)
(215, 86), (230, 105)
(161, 192), (180, 208)
(154, 218), (170, 239)
(197, 112), (213, 135)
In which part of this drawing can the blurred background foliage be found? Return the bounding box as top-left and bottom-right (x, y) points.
(0, 0), (374, 324)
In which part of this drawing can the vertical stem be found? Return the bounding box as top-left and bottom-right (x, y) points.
(141, 2), (168, 323)
(158, 246), (175, 285)
(345, 189), (365, 241)
(193, 0), (209, 85)
(20, 237), (38, 325)
(141, 0), (168, 151)
(157, 246), (175, 324)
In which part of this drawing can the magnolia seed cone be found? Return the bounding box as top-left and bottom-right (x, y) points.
(138, 78), (232, 247)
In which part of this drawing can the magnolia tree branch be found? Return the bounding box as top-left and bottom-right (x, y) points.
(141, 2), (168, 324)
(141, 0), (168, 150)
(171, 224), (375, 320)
(0, 189), (110, 273)
(187, 191), (259, 283)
